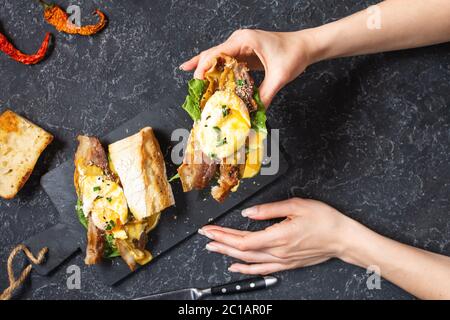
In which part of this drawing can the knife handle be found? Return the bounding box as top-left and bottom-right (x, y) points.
(210, 276), (277, 296)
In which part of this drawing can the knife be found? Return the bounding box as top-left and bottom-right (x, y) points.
(134, 276), (278, 300)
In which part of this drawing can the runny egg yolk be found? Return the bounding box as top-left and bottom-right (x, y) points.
(196, 90), (250, 159)
(80, 175), (128, 231)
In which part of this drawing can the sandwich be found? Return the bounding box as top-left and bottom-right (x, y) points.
(177, 55), (267, 202)
(74, 127), (174, 270)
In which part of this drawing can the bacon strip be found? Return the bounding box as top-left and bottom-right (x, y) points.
(203, 56), (257, 113)
(115, 239), (137, 271)
(211, 164), (240, 202)
(233, 62), (258, 112)
(178, 129), (218, 192)
(75, 136), (110, 174)
(84, 215), (105, 265)
(75, 136), (108, 265)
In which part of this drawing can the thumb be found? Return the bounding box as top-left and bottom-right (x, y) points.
(242, 199), (296, 220)
(258, 74), (284, 107)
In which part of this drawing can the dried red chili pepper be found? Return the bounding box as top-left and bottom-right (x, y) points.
(38, 0), (107, 36)
(0, 31), (51, 65)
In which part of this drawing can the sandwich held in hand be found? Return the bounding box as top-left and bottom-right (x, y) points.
(177, 55), (267, 202)
(74, 128), (174, 270)
(0, 110), (53, 199)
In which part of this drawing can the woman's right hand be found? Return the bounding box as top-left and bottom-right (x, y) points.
(180, 29), (317, 107)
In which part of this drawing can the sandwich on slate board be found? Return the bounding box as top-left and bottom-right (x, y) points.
(177, 55), (268, 202)
(74, 127), (174, 270)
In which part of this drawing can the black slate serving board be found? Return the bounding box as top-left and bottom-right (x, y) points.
(31, 99), (288, 285)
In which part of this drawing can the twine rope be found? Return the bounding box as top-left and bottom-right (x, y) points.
(0, 244), (48, 300)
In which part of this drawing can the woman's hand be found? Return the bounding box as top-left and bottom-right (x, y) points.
(180, 1), (450, 108)
(198, 197), (355, 275)
(180, 29), (316, 107)
(199, 197), (450, 299)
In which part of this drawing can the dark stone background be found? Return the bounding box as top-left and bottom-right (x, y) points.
(1, 0), (449, 300)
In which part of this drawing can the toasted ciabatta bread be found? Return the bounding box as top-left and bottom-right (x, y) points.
(108, 127), (174, 221)
(0, 110), (53, 199)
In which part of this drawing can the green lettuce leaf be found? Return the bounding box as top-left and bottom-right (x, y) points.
(181, 79), (207, 121)
(251, 90), (267, 134)
(104, 233), (121, 258)
(76, 199), (88, 229)
(76, 199), (120, 259)
(168, 172), (180, 182)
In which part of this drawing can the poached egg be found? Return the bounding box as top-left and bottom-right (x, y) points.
(79, 174), (128, 235)
(196, 90), (251, 160)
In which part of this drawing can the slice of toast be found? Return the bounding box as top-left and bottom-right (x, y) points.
(0, 110), (53, 199)
(108, 127), (174, 220)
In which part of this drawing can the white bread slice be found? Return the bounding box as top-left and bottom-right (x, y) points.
(108, 127), (174, 220)
(0, 110), (53, 199)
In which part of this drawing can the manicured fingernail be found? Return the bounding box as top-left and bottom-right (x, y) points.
(228, 265), (238, 272)
(198, 228), (214, 239)
(179, 63), (186, 70)
(205, 243), (217, 252)
(242, 207), (257, 217)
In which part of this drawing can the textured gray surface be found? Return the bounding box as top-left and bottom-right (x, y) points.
(0, 0), (449, 300)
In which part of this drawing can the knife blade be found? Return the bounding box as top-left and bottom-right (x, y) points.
(134, 276), (278, 300)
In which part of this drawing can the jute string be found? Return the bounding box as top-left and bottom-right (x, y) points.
(0, 244), (48, 300)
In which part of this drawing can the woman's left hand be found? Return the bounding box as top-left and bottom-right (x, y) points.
(198, 197), (356, 275)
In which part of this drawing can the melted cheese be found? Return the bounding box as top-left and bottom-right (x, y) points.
(242, 130), (267, 178)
